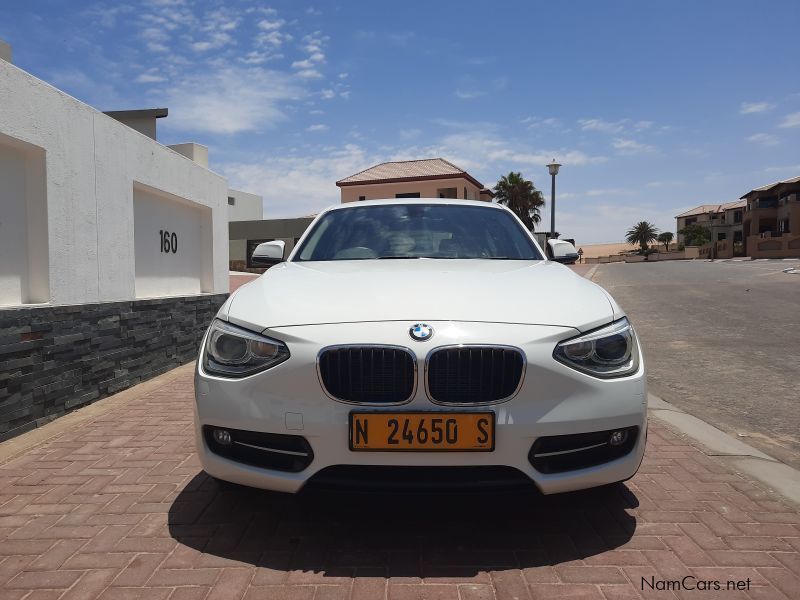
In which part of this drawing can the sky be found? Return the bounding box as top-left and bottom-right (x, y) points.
(2, 0), (800, 244)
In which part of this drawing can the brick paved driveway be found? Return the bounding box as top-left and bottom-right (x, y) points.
(1, 367), (798, 600)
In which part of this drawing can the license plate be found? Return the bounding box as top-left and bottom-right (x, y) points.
(349, 412), (495, 451)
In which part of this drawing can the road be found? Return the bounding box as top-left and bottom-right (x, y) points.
(593, 259), (800, 469)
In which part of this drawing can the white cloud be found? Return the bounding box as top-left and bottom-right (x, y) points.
(258, 18), (285, 31)
(779, 112), (800, 128)
(320, 89), (336, 99)
(257, 30), (291, 48)
(455, 89), (486, 100)
(156, 67), (302, 134)
(136, 71), (167, 84)
(222, 144), (374, 218)
(746, 133), (779, 146)
(584, 188), (634, 197)
(306, 124), (328, 132)
(579, 118), (626, 134)
(190, 31), (234, 52)
(764, 164), (800, 173)
(84, 4), (135, 28)
(221, 131), (609, 219)
(523, 116), (562, 129)
(295, 69), (322, 79)
(240, 50), (282, 65)
(399, 128), (422, 140)
(646, 180), (685, 188)
(740, 101), (773, 114)
(292, 59), (315, 69)
(612, 138), (656, 155)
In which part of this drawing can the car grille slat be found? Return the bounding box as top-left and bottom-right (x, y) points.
(427, 346), (524, 404)
(318, 346), (415, 404)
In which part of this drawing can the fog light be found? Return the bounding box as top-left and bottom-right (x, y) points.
(213, 429), (232, 446)
(609, 430), (628, 446)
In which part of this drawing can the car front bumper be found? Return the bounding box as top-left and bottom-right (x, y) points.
(194, 320), (647, 494)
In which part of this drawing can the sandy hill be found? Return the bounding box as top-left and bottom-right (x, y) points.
(574, 242), (639, 259)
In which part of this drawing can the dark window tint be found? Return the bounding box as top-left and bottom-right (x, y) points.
(295, 204), (543, 261)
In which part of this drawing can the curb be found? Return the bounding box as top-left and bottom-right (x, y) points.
(648, 393), (800, 506)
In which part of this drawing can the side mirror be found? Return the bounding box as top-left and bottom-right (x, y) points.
(251, 240), (285, 267)
(547, 239), (579, 265)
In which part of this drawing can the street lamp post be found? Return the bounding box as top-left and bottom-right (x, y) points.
(546, 159), (561, 237)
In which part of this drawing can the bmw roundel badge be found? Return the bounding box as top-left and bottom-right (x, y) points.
(409, 323), (433, 341)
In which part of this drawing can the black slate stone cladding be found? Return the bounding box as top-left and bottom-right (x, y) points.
(0, 294), (227, 442)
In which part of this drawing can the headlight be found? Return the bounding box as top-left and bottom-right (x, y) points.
(553, 317), (639, 378)
(203, 319), (289, 377)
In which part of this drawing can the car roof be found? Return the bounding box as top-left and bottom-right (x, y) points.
(321, 198), (506, 212)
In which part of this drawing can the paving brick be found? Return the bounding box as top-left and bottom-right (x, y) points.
(678, 523), (730, 550)
(147, 567), (221, 587)
(60, 568), (118, 600)
(351, 576), (387, 600)
(707, 551), (781, 568)
(112, 552), (168, 587)
(660, 536), (715, 567)
(0, 367), (798, 600)
(313, 584), (351, 600)
(489, 570), (531, 600)
(5, 569), (83, 589)
(556, 566), (627, 584)
(529, 583), (604, 599)
(724, 537), (793, 552)
(457, 584), (495, 600)
(388, 584), (460, 600)
(598, 585), (642, 600)
(168, 587), (211, 600)
(243, 587), (315, 600)
(26, 539), (86, 571)
(755, 567), (800, 599)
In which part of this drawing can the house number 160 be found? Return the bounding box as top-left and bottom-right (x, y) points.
(159, 230), (177, 254)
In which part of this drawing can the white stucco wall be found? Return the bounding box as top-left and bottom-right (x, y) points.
(227, 188), (263, 222)
(133, 183), (214, 297)
(0, 133), (48, 305)
(0, 60), (229, 306)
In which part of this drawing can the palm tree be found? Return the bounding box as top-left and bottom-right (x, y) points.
(625, 221), (659, 253)
(657, 231), (674, 252)
(493, 172), (545, 231)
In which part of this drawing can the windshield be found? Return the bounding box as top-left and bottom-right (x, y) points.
(294, 203), (544, 261)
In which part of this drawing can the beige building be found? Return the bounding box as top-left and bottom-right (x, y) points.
(675, 201), (746, 257)
(336, 158), (494, 202)
(741, 176), (800, 258)
(675, 176), (800, 259)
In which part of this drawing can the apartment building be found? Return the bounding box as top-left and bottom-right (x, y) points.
(741, 176), (800, 258)
(675, 176), (800, 259)
(675, 201), (746, 257)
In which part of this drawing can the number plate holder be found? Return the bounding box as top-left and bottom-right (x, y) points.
(349, 411), (495, 452)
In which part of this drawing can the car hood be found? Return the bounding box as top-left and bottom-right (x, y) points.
(225, 260), (617, 332)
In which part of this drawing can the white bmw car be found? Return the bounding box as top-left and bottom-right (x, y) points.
(194, 199), (646, 494)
